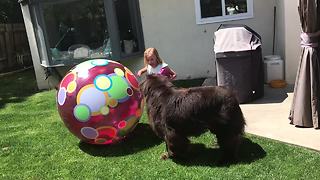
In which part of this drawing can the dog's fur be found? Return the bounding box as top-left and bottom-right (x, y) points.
(140, 75), (246, 163)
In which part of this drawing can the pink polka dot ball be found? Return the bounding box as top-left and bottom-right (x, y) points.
(56, 59), (143, 145)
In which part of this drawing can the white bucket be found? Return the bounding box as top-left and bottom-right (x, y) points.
(263, 55), (284, 83)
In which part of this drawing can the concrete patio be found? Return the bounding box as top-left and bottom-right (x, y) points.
(241, 85), (320, 151)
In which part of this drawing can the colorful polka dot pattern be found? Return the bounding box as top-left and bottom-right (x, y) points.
(57, 59), (143, 145)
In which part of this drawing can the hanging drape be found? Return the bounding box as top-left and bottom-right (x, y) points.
(289, 0), (320, 128)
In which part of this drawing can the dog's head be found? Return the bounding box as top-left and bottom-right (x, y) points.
(139, 74), (173, 97)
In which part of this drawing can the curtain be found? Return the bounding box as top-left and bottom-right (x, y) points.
(289, 0), (320, 128)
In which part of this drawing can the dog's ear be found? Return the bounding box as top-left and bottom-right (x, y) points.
(145, 74), (151, 80)
(139, 78), (149, 97)
(139, 78), (146, 89)
(146, 74), (157, 80)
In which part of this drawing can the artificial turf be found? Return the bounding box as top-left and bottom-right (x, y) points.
(1, 69), (320, 179)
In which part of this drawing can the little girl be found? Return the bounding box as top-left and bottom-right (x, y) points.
(137, 48), (176, 79)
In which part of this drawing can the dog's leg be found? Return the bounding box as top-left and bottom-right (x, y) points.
(216, 133), (241, 164)
(161, 143), (171, 160)
(161, 126), (190, 160)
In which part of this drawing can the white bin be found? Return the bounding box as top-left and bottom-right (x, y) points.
(263, 55), (284, 83)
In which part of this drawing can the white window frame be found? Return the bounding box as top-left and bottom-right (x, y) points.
(194, 0), (254, 25)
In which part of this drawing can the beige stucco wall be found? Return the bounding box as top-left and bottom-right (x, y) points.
(139, 0), (276, 79)
(275, 0), (300, 84)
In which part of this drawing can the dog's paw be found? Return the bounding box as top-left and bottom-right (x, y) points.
(160, 152), (169, 160)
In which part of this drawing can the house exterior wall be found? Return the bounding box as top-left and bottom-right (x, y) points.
(275, 0), (300, 84)
(274, 0), (286, 62)
(23, 0), (302, 89)
(138, 0), (276, 80)
(127, 0), (301, 84)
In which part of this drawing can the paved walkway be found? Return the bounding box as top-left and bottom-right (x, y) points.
(240, 85), (320, 151)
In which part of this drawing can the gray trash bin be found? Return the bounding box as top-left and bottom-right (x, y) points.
(214, 24), (264, 103)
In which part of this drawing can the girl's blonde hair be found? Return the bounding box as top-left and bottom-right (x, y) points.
(143, 47), (164, 66)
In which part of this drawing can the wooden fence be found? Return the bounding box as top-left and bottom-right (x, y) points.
(0, 23), (32, 72)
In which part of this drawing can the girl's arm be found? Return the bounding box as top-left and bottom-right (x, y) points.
(159, 66), (176, 79)
(168, 68), (177, 80)
(137, 66), (147, 76)
(166, 66), (177, 80)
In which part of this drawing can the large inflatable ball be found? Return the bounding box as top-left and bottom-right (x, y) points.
(56, 59), (143, 145)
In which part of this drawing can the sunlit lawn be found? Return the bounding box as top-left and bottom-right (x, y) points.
(1, 69), (320, 179)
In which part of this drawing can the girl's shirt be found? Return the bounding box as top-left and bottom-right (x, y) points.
(147, 63), (168, 75)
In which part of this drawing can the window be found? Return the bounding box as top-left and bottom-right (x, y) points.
(27, 0), (144, 67)
(194, 0), (253, 24)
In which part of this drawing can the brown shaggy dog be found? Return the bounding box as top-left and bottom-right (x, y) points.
(140, 75), (246, 163)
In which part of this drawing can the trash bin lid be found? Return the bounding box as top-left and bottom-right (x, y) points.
(264, 55), (281, 61)
(214, 24), (261, 53)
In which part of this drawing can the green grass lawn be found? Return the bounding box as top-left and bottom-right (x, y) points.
(1, 69), (320, 179)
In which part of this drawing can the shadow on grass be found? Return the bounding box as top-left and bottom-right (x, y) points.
(0, 68), (38, 109)
(78, 123), (162, 157)
(172, 137), (266, 167)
